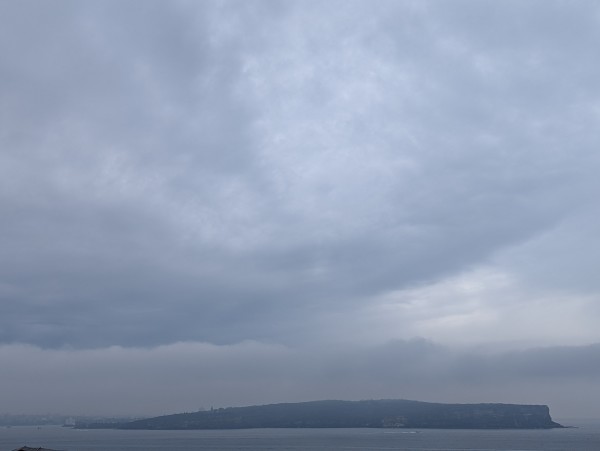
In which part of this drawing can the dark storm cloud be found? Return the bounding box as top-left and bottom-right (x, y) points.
(1, 0), (600, 361)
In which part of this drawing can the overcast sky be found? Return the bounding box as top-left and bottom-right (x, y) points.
(2, 0), (600, 418)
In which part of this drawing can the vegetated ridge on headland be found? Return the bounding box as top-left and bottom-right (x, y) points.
(76, 399), (564, 430)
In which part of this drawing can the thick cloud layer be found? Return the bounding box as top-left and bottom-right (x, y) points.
(2, 1), (600, 416)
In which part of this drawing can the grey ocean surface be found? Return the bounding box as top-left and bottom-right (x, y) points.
(1, 422), (600, 451)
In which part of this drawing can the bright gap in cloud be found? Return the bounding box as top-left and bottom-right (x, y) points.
(359, 266), (600, 349)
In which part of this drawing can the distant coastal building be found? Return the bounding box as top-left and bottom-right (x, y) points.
(63, 417), (76, 427)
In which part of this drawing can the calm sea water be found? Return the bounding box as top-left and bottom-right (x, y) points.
(1, 422), (599, 451)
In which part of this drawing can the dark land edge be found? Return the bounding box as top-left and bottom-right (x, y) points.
(76, 399), (564, 430)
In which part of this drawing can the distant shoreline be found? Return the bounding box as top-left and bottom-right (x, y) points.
(75, 399), (564, 430)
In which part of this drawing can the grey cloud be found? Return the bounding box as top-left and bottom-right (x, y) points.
(1, 0), (600, 360)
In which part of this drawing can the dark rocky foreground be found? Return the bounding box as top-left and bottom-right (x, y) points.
(80, 399), (563, 430)
(12, 447), (64, 451)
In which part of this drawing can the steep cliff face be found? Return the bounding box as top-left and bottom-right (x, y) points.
(116, 399), (563, 430)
